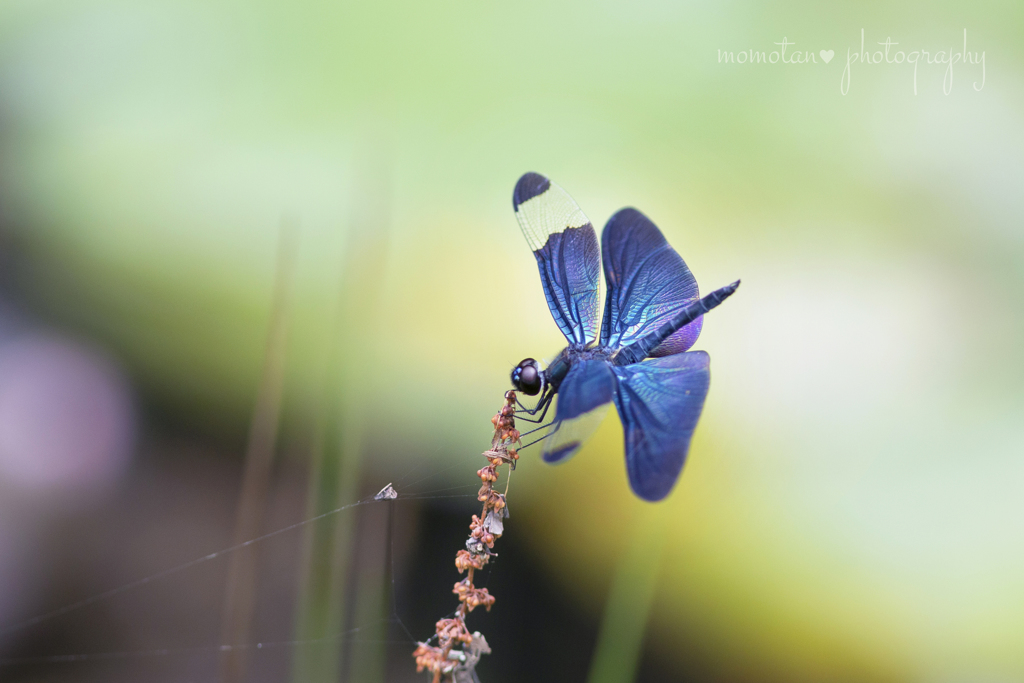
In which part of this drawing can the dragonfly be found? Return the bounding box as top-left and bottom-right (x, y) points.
(509, 172), (739, 501)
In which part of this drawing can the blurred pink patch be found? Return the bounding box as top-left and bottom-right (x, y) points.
(0, 336), (135, 497)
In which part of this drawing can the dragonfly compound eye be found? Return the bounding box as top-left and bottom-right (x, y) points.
(511, 358), (542, 395)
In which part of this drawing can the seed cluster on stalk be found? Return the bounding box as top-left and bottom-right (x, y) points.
(412, 390), (521, 682)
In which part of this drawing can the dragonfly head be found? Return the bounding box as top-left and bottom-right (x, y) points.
(511, 358), (544, 396)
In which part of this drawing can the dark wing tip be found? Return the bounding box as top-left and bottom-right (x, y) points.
(542, 441), (581, 464)
(629, 473), (677, 502)
(513, 172), (551, 210)
(603, 206), (668, 248)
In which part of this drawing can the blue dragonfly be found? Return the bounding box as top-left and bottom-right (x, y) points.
(509, 172), (739, 501)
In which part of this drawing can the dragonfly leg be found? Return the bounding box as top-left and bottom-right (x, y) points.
(514, 391), (553, 421)
(518, 429), (555, 451)
(518, 420), (555, 438)
(514, 399), (537, 414)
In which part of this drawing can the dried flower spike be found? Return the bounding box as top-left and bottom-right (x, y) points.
(413, 390), (521, 681)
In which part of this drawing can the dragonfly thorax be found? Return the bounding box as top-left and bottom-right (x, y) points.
(512, 344), (614, 396)
(561, 343), (615, 364)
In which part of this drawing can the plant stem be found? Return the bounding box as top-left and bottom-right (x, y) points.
(586, 504), (667, 683)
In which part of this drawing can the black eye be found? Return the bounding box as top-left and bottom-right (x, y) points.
(511, 358), (543, 395)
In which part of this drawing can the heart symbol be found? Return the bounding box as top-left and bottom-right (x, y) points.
(820, 49), (834, 64)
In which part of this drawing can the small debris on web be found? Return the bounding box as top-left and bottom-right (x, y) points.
(374, 483), (398, 500)
(464, 538), (491, 557)
(482, 448), (518, 469)
(483, 510), (503, 536)
(452, 632), (491, 683)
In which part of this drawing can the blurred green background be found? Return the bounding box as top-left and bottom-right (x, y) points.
(1, 1), (1022, 682)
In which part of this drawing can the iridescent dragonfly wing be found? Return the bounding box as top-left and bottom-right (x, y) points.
(541, 360), (614, 464)
(513, 173), (601, 346)
(610, 351), (710, 501)
(600, 208), (702, 356)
